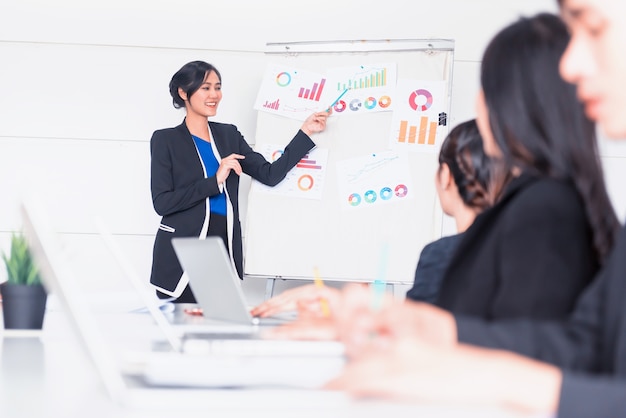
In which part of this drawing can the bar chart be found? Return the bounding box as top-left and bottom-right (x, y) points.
(336, 67), (388, 91)
(396, 117), (438, 145)
(297, 154), (323, 170)
(298, 78), (326, 101)
(262, 98), (280, 110)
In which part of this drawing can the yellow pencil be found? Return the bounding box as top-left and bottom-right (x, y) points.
(313, 267), (331, 318)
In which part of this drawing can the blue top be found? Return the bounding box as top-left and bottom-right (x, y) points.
(192, 135), (226, 215)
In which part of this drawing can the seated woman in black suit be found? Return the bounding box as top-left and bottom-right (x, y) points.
(406, 119), (493, 303)
(431, 12), (620, 320)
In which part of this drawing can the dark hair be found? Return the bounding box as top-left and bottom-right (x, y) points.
(481, 13), (619, 263)
(169, 61), (222, 109)
(439, 119), (492, 211)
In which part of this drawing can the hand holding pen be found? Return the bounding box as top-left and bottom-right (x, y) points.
(300, 110), (331, 136)
(299, 88), (350, 136)
(250, 282), (339, 319)
(333, 284), (458, 359)
(313, 267), (331, 318)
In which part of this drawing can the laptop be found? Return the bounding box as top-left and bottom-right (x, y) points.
(21, 201), (346, 403)
(171, 236), (295, 326)
(95, 220), (345, 357)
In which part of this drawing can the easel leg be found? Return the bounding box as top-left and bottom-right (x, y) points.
(264, 278), (276, 300)
(386, 283), (395, 298)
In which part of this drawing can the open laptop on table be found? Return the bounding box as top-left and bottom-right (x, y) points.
(92, 217), (345, 358)
(171, 236), (294, 327)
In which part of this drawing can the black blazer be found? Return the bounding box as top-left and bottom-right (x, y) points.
(406, 234), (463, 303)
(149, 120), (315, 296)
(436, 172), (598, 320)
(456, 222), (626, 417)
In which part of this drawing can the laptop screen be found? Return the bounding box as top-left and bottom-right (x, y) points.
(171, 237), (254, 325)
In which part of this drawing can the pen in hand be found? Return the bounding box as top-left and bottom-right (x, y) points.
(371, 279), (386, 311)
(371, 242), (390, 310)
(366, 244), (389, 341)
(327, 88), (350, 112)
(313, 267), (331, 318)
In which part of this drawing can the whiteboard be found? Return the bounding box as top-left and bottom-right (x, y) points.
(244, 40), (454, 284)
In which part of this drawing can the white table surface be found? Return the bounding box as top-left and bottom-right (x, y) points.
(0, 303), (534, 418)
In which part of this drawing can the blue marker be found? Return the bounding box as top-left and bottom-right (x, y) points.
(371, 242), (389, 310)
(372, 279), (386, 310)
(327, 88), (350, 111)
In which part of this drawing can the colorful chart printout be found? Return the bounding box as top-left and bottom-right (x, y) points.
(325, 63), (397, 115)
(254, 63), (336, 121)
(389, 79), (447, 153)
(336, 151), (413, 211)
(251, 144), (328, 200)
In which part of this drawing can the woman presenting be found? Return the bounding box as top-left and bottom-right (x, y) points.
(150, 60), (330, 303)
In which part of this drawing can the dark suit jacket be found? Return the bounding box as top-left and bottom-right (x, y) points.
(149, 119), (315, 296)
(406, 234), (463, 303)
(456, 222), (626, 417)
(436, 172), (598, 320)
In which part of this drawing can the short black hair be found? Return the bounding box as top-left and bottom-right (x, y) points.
(169, 61), (222, 109)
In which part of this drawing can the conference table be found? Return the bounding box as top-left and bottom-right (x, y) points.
(0, 302), (536, 418)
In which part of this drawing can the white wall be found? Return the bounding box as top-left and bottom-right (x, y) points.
(8, 0), (623, 302)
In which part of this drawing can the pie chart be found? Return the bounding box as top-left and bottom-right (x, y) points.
(409, 89), (433, 111)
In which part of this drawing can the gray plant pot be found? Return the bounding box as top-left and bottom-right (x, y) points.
(0, 283), (47, 330)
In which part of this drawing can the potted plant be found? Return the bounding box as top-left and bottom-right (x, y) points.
(1, 232), (48, 330)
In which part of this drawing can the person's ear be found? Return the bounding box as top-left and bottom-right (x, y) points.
(439, 163), (453, 190)
(178, 87), (188, 102)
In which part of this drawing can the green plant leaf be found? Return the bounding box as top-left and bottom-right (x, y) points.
(1, 232), (41, 286)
